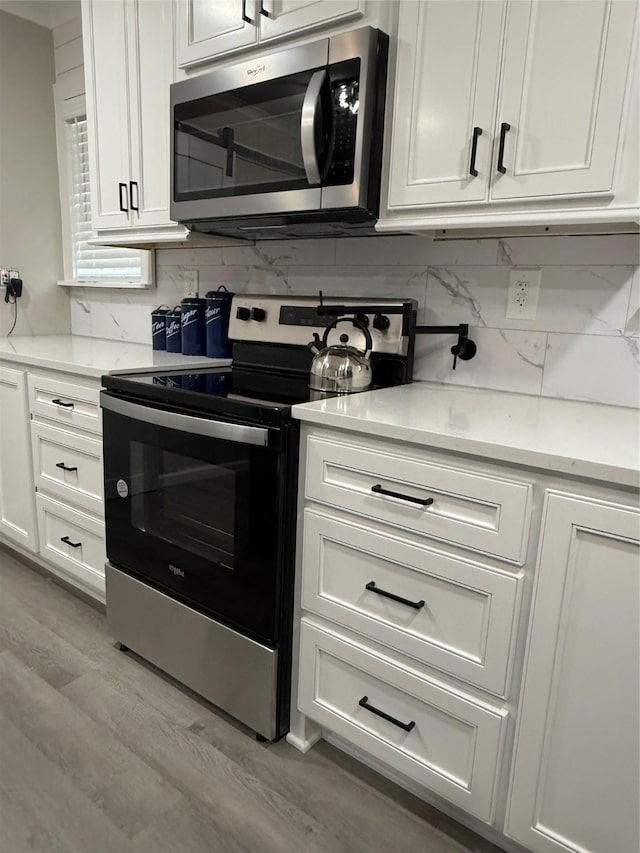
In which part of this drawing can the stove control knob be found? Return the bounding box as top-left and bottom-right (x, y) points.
(251, 307), (266, 322)
(373, 313), (390, 331)
(236, 306), (251, 321)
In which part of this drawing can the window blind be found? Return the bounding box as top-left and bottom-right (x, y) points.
(66, 116), (142, 281)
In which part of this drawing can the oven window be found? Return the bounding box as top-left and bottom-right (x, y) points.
(129, 441), (248, 569)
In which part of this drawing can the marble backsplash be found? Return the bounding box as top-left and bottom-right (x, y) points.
(69, 233), (640, 408)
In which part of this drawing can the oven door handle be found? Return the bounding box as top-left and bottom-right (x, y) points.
(301, 70), (326, 186)
(101, 395), (270, 447)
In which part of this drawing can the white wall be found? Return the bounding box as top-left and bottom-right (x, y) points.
(0, 10), (70, 336)
(69, 233), (640, 408)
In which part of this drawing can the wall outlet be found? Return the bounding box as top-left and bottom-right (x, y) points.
(0, 268), (8, 288)
(506, 267), (542, 319)
(183, 268), (199, 296)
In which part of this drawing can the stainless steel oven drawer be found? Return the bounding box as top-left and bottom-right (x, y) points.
(105, 564), (278, 740)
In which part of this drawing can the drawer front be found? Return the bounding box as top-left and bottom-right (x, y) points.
(302, 510), (520, 696)
(31, 421), (104, 516)
(28, 373), (101, 435)
(305, 435), (532, 563)
(36, 494), (106, 596)
(299, 619), (507, 821)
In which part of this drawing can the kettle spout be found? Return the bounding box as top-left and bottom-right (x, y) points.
(307, 332), (323, 355)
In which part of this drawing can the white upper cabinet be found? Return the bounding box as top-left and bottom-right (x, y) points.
(177, 0), (258, 67)
(492, 0), (638, 202)
(388, 0), (505, 208)
(176, 0), (367, 69)
(506, 492), (640, 853)
(381, 0), (639, 232)
(83, 0), (175, 237)
(127, 0), (175, 228)
(258, 0), (363, 42)
(83, 0), (132, 229)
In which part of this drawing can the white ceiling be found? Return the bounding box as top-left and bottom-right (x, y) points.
(0, 0), (80, 29)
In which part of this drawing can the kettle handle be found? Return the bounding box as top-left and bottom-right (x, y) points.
(321, 317), (373, 356)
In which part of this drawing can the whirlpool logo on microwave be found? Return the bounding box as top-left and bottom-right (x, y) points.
(169, 564), (185, 578)
(247, 63), (266, 77)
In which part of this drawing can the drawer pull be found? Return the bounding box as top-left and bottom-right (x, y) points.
(358, 696), (416, 733)
(55, 462), (78, 473)
(52, 398), (74, 408)
(365, 581), (425, 611)
(60, 535), (82, 548)
(371, 484), (434, 507)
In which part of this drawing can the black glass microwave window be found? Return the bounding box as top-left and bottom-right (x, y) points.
(174, 59), (360, 201)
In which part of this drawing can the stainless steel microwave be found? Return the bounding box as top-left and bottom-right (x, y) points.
(169, 28), (388, 240)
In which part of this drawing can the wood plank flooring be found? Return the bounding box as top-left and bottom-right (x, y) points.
(0, 545), (505, 853)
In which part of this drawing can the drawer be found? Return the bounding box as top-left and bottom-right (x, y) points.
(305, 435), (532, 563)
(31, 421), (103, 516)
(299, 619), (507, 821)
(302, 510), (519, 696)
(28, 373), (101, 435)
(36, 494), (106, 596)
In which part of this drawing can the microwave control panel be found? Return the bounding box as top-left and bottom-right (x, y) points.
(326, 70), (360, 186)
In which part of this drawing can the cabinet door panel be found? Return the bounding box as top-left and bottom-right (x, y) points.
(177, 0), (258, 67)
(127, 0), (174, 227)
(492, 0), (638, 201)
(506, 493), (640, 853)
(82, 0), (132, 229)
(259, 0), (363, 42)
(0, 366), (38, 552)
(387, 0), (505, 208)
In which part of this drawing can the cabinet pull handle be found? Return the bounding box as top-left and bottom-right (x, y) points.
(469, 126), (482, 177)
(260, 1), (270, 16)
(60, 535), (82, 548)
(497, 122), (511, 174)
(241, 0), (253, 22)
(118, 182), (129, 212)
(129, 181), (139, 212)
(51, 398), (74, 408)
(365, 581), (425, 611)
(358, 696), (415, 732)
(55, 462), (78, 473)
(371, 484), (433, 507)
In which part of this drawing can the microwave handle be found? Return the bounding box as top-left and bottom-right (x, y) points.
(301, 70), (326, 186)
(101, 394), (269, 447)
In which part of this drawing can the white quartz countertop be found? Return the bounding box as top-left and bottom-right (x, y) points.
(293, 382), (640, 489)
(0, 336), (230, 378)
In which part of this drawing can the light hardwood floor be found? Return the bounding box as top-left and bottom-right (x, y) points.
(0, 545), (505, 853)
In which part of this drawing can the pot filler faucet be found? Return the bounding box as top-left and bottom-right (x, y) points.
(315, 291), (477, 370)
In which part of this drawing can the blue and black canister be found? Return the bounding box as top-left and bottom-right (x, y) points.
(205, 286), (234, 358)
(165, 306), (182, 353)
(180, 297), (206, 356)
(151, 305), (170, 351)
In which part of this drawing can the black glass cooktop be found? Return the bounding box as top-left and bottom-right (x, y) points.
(102, 367), (312, 427)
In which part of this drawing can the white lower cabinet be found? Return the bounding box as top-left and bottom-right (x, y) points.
(293, 423), (639, 851)
(0, 365), (38, 552)
(36, 493), (106, 598)
(505, 492), (640, 853)
(299, 618), (507, 821)
(0, 361), (106, 600)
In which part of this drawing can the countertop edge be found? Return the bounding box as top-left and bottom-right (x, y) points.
(292, 405), (640, 491)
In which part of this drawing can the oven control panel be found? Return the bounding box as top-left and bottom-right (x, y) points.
(229, 295), (416, 356)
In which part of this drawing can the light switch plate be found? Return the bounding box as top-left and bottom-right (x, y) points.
(506, 268), (542, 319)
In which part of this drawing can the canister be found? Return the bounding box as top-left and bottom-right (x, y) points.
(205, 286), (234, 358)
(151, 305), (170, 351)
(165, 306), (182, 353)
(180, 297), (206, 356)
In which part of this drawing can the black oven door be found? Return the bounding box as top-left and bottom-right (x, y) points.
(101, 395), (287, 645)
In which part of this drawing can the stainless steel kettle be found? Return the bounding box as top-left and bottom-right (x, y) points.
(307, 317), (373, 401)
